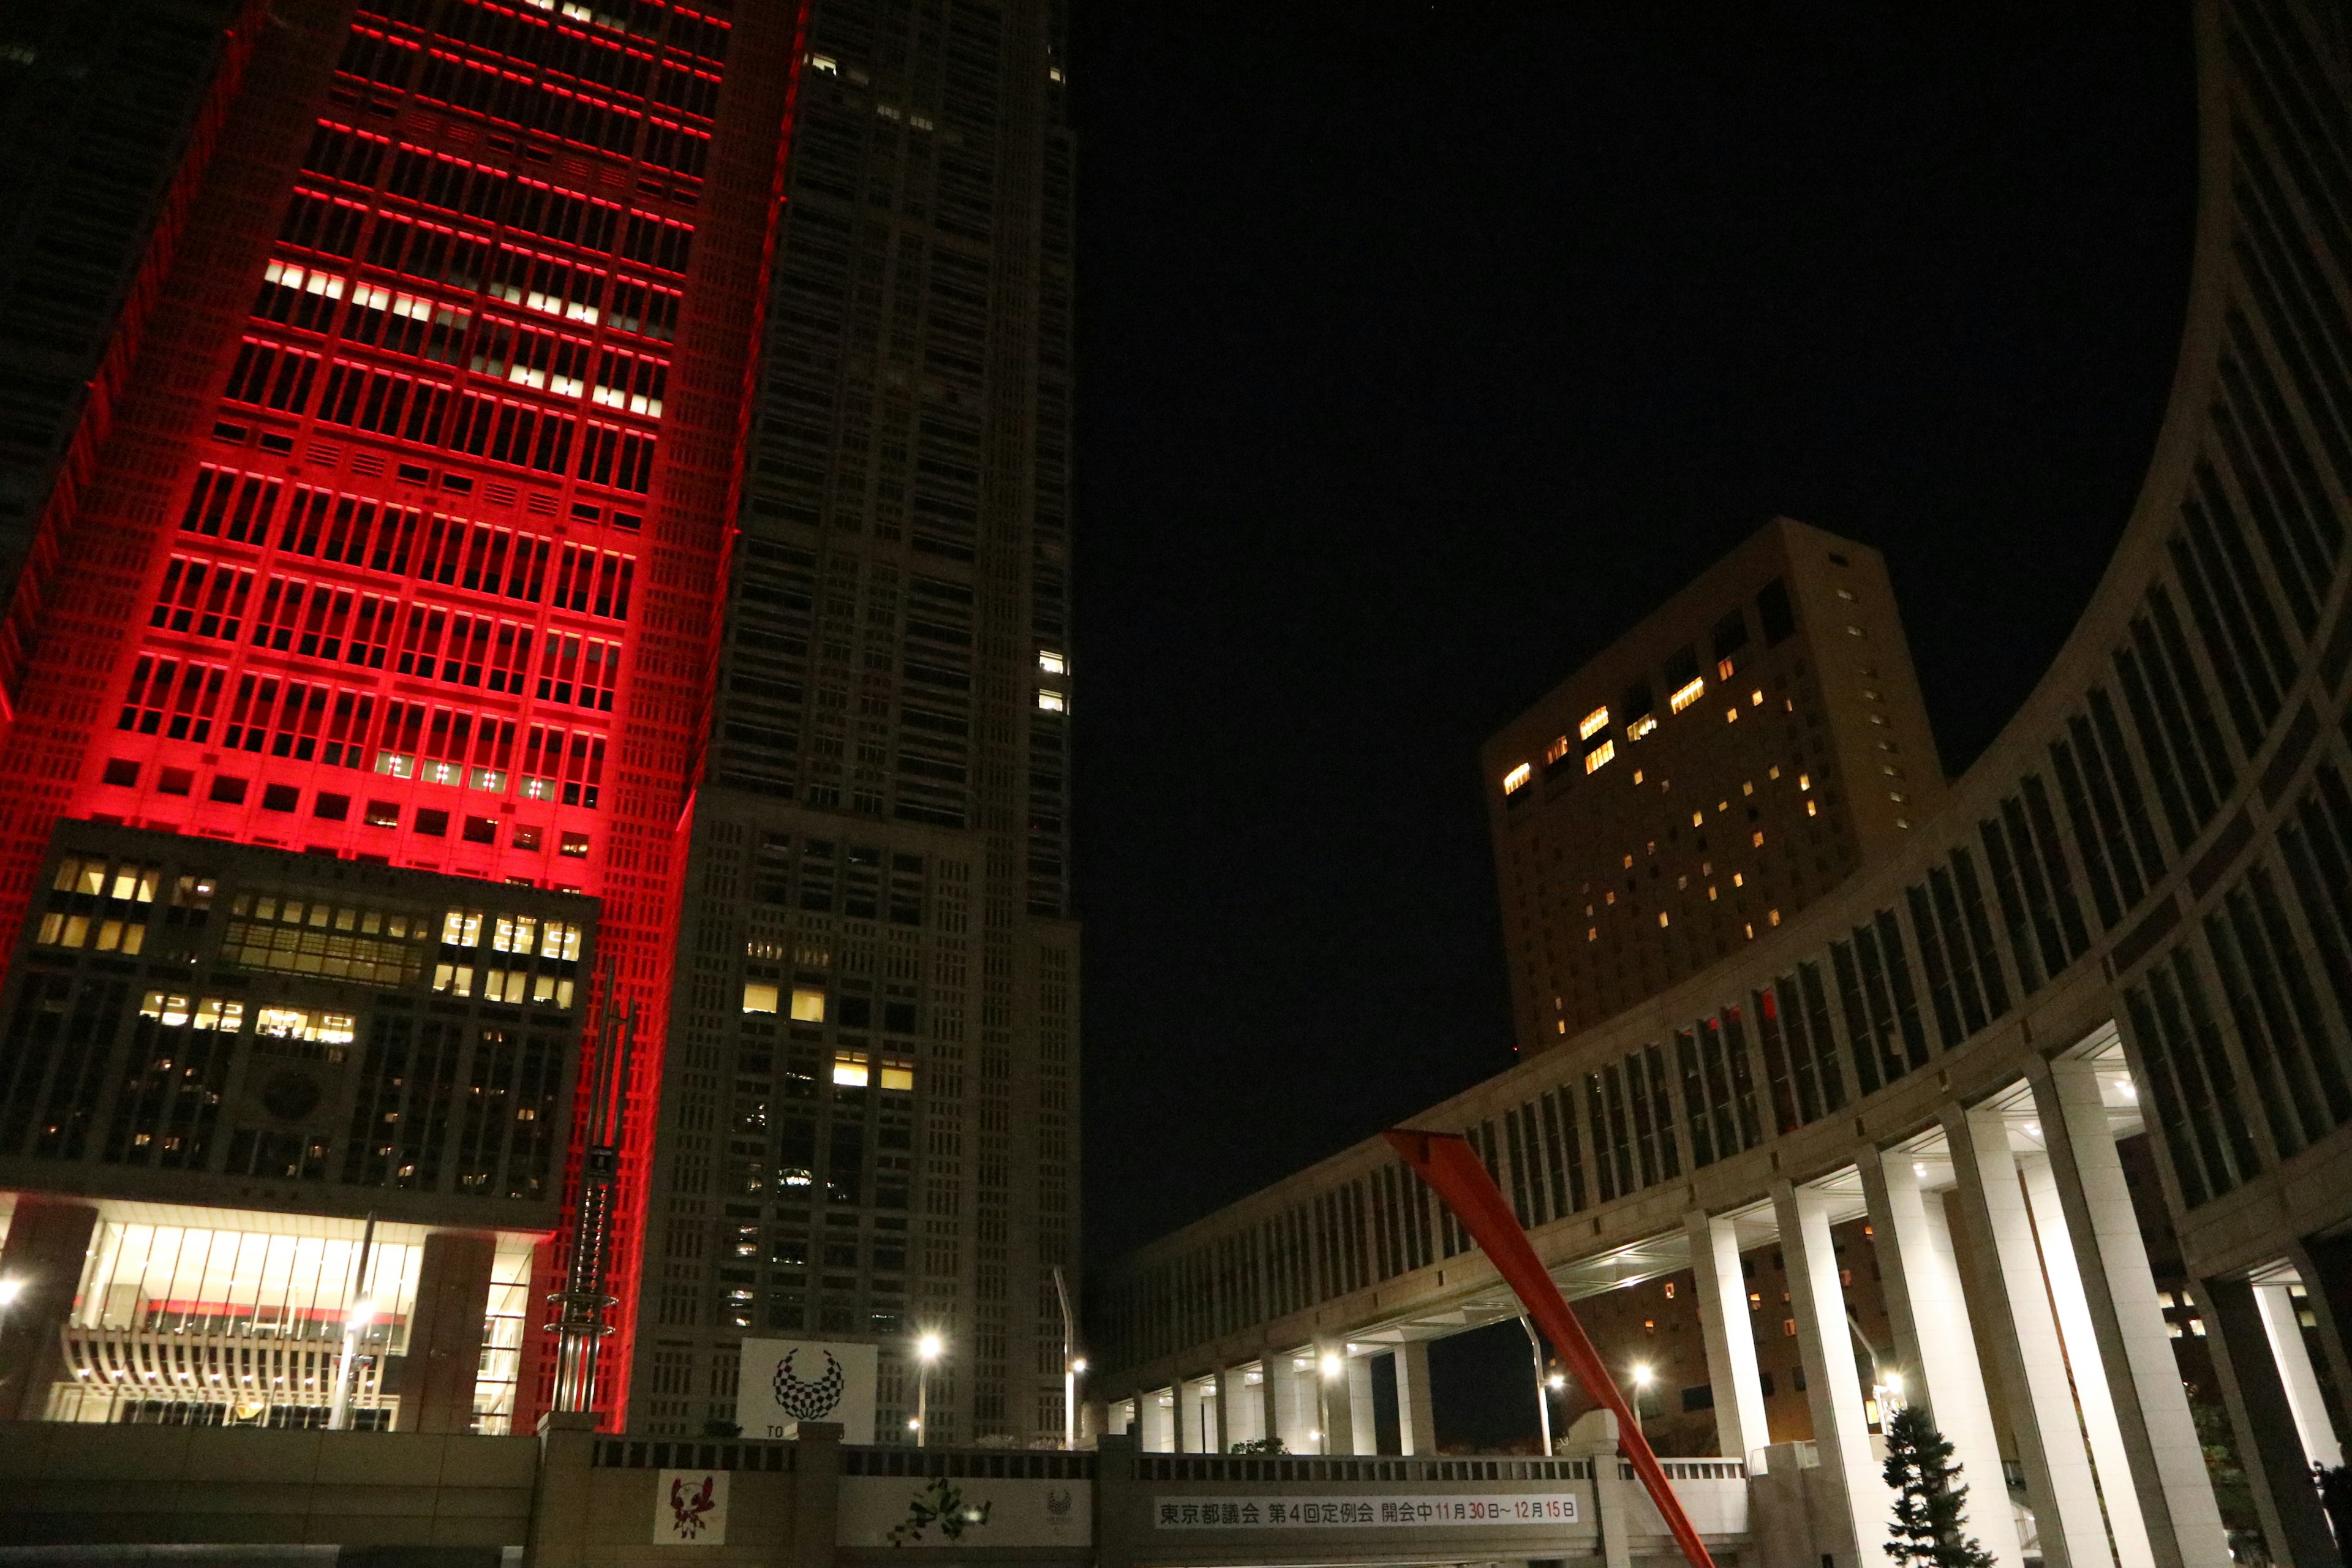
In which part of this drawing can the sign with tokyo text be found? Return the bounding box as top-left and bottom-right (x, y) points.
(1153, 1494), (1580, 1529)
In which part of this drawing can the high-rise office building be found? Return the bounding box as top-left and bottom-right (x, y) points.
(1482, 518), (1945, 1049)
(0, 0), (1079, 1446)
(625, 0), (1080, 1442)
(0, 0), (802, 1431)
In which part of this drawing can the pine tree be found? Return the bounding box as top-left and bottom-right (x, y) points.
(1882, 1404), (1997, 1568)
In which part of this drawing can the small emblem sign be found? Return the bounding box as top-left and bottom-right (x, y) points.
(655, 1469), (729, 1545)
(736, 1337), (879, 1443)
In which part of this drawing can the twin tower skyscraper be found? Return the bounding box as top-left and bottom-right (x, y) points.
(0, 0), (1077, 1444)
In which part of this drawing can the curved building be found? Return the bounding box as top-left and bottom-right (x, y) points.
(1096, 2), (2352, 1564)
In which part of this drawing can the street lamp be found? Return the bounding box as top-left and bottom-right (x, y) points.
(0, 1277), (23, 1405)
(1630, 1363), (1654, 1441)
(914, 1333), (944, 1449)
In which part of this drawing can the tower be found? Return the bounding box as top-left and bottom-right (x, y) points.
(623, 0), (1081, 1443)
(0, 0), (807, 1430)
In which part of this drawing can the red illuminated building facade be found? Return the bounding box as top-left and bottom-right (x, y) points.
(0, 0), (809, 1430)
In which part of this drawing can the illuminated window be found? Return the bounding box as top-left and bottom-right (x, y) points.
(1502, 762), (1532, 794)
(1752, 831), (1766, 847)
(492, 914), (538, 954)
(1768, 765), (1781, 780)
(1733, 873), (1744, 888)
(1769, 910), (1782, 926)
(435, 963), (475, 997)
(1716, 658), (1735, 680)
(810, 52), (839, 73)
(442, 910), (484, 946)
(139, 992), (194, 1028)
(1658, 913), (1670, 927)
(1545, 734), (1570, 765)
(1038, 689), (1066, 712)
(833, 1050), (870, 1087)
(878, 1057), (915, 1092)
(1583, 741), (1615, 774)
(1798, 773), (1811, 790)
(255, 1006), (356, 1044)
(1627, 715), (1657, 740)
(540, 921), (582, 960)
(1691, 812), (1703, 827)
(1668, 678), (1705, 714)
(1632, 769), (1645, 784)
(742, 982), (779, 1014)
(1807, 800), (1819, 818)
(1845, 625), (1864, 637)
(1039, 650), (1066, 675)
(791, 986), (826, 1023)
(1725, 707), (1740, 723)
(1578, 706), (1609, 741)
(1587, 927), (1597, 941)
(1751, 689), (1764, 706)
(532, 973), (576, 1008)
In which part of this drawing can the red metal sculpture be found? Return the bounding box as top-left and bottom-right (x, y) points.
(1382, 1128), (1719, 1568)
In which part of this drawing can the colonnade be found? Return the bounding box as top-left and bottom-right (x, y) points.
(1111, 1047), (2352, 1568)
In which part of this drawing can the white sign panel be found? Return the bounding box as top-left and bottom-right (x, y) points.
(735, 1337), (878, 1444)
(1153, 1493), (1581, 1529)
(654, 1469), (730, 1545)
(839, 1477), (1092, 1548)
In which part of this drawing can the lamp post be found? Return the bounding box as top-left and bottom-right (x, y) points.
(1520, 1317), (1551, 1455)
(1630, 1363), (1654, 1442)
(914, 1333), (943, 1448)
(0, 1277), (23, 1411)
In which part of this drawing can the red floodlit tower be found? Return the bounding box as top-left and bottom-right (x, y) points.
(0, 0), (808, 1427)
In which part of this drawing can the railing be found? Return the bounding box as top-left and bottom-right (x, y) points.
(842, 1446), (1097, 1480)
(1614, 1458), (1746, 1481)
(595, 1438), (795, 1471)
(1136, 1454), (1589, 1483)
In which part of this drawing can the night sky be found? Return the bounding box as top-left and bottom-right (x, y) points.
(1065, 0), (2199, 1371)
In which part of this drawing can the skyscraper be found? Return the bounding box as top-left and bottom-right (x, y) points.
(625, 0), (1080, 1442)
(0, 0), (802, 1431)
(0, 0), (1078, 1446)
(1482, 518), (1944, 1049)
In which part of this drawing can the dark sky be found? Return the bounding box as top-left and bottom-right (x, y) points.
(1067, 2), (2198, 1280)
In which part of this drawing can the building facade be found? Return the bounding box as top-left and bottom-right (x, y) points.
(625, 0), (1082, 1444)
(1101, 2), (2352, 1565)
(1484, 518), (1945, 1049)
(0, 0), (807, 1433)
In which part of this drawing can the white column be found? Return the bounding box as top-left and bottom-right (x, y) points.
(1141, 1386), (1175, 1452)
(1684, 1208), (1769, 1463)
(1172, 1379), (1197, 1452)
(2196, 1275), (2343, 1568)
(2255, 1284), (2343, 1470)
(1107, 1398), (1133, 1437)
(1770, 1179), (1882, 1568)
(1346, 1354), (1378, 1455)
(1226, 1361), (1268, 1448)
(1855, 1148), (2022, 1568)
(1943, 1102), (2108, 1568)
(2019, 1153), (2156, 1568)
(1393, 1341), (1438, 1457)
(1210, 1366), (1232, 1454)
(1268, 1350), (1316, 1453)
(2028, 1057), (2234, 1568)
(1314, 1343), (1354, 1455)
